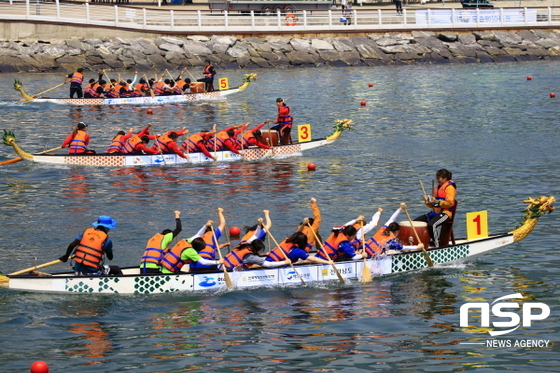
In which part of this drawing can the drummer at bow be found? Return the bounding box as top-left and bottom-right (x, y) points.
(414, 168), (457, 247)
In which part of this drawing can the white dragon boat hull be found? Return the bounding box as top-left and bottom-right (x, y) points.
(13, 74), (257, 106)
(4, 233), (516, 294)
(27, 138), (333, 167)
(25, 88), (242, 106)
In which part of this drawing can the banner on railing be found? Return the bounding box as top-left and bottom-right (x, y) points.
(415, 9), (537, 25)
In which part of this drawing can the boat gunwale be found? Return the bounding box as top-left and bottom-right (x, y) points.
(6, 232), (513, 281)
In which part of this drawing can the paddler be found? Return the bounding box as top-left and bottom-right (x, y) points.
(140, 211), (182, 274)
(188, 208), (231, 273)
(122, 124), (159, 155)
(240, 121), (272, 150)
(58, 215), (117, 276)
(61, 122), (95, 154)
(106, 128), (133, 154)
(315, 216), (367, 261)
(181, 129), (218, 161)
(151, 129), (189, 158)
(213, 124), (246, 157)
(265, 231), (331, 266)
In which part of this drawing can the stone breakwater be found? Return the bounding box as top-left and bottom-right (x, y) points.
(2, 29), (560, 73)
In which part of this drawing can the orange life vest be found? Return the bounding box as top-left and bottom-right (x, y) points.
(140, 233), (166, 268)
(223, 247), (253, 270)
(320, 231), (349, 260)
(265, 241), (292, 262)
(183, 133), (204, 152)
(84, 83), (101, 97)
(73, 227), (107, 268)
(68, 130), (88, 154)
(104, 83), (119, 98)
(106, 134), (126, 153)
(153, 81), (166, 96)
(152, 134), (173, 153)
(160, 239), (192, 273)
(176, 79), (188, 91)
(203, 64), (215, 79)
(364, 229), (396, 256)
(214, 131), (231, 151)
(198, 231), (218, 260)
(241, 131), (257, 148)
(240, 229), (256, 244)
(122, 135), (143, 154)
(435, 180), (457, 216)
(70, 71), (84, 85)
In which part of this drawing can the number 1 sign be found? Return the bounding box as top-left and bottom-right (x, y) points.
(466, 210), (489, 240)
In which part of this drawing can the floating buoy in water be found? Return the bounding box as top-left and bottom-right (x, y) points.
(368, 83), (374, 87)
(360, 101), (367, 106)
(229, 226), (241, 237)
(30, 361), (50, 373)
(526, 76), (533, 80)
(147, 109), (153, 115)
(307, 162), (317, 171)
(550, 93), (556, 98)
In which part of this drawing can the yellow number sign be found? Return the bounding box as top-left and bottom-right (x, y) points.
(218, 78), (229, 91)
(297, 124), (312, 142)
(466, 210), (488, 240)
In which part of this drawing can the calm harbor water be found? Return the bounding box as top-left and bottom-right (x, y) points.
(0, 62), (559, 372)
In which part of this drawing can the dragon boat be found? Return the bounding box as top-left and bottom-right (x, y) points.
(2, 120), (352, 167)
(0, 196), (554, 294)
(13, 74), (257, 105)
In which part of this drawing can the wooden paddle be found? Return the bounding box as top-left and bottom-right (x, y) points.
(0, 146), (62, 166)
(0, 256), (73, 282)
(359, 221), (372, 283)
(266, 230), (306, 285)
(142, 74), (155, 98)
(22, 81), (68, 101)
(402, 203), (434, 267)
(211, 224), (234, 289)
(306, 222), (346, 284)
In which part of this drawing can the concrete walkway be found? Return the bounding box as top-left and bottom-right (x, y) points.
(125, 0), (556, 10)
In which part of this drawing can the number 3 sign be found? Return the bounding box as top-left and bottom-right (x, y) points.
(466, 210), (489, 240)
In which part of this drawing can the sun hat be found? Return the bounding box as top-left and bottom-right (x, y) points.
(92, 216), (117, 230)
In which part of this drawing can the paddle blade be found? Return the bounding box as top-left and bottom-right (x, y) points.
(0, 158), (23, 165)
(360, 261), (372, 283)
(223, 270), (234, 289)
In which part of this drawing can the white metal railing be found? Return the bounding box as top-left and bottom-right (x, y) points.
(1, 0), (560, 32)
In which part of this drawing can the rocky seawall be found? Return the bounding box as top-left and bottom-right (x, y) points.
(2, 29), (560, 73)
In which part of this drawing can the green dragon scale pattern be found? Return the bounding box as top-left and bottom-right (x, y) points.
(391, 245), (470, 272)
(65, 275), (192, 294)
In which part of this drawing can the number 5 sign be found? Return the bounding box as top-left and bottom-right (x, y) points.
(297, 124), (312, 142)
(466, 210), (489, 240)
(218, 78), (229, 90)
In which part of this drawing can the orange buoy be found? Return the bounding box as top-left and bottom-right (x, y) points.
(368, 83), (374, 87)
(147, 109), (153, 115)
(550, 93), (556, 98)
(30, 361), (50, 373)
(360, 101), (367, 106)
(307, 162), (317, 171)
(229, 226), (241, 237)
(526, 76), (533, 80)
